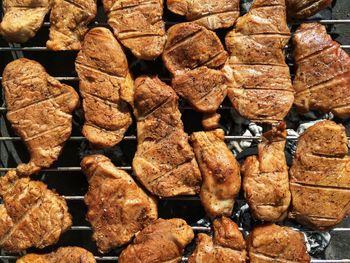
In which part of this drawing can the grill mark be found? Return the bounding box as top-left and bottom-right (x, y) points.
(290, 181), (350, 192)
(76, 63), (126, 82)
(61, 0), (91, 14)
(81, 91), (121, 108)
(164, 29), (202, 53)
(84, 123), (127, 134)
(197, 51), (226, 68)
(230, 86), (294, 93)
(191, 9), (239, 20)
(119, 32), (164, 41)
(229, 61), (289, 67)
(195, 82), (226, 105)
(293, 0), (327, 12)
(289, 212), (338, 221)
(108, 1), (159, 12)
(23, 124), (70, 143)
(296, 44), (335, 63)
(250, 252), (302, 263)
(138, 96), (172, 119)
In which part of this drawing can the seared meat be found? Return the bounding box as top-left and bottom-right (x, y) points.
(163, 22), (228, 113)
(188, 217), (246, 263)
(102, 0), (166, 60)
(293, 23), (350, 118)
(119, 218), (194, 263)
(76, 27), (133, 148)
(0, 171), (72, 253)
(242, 123), (291, 222)
(17, 247), (96, 263)
(0, 0), (50, 43)
(47, 0), (96, 50)
(202, 112), (221, 130)
(287, 0), (332, 19)
(2, 58), (79, 176)
(81, 155), (158, 253)
(248, 224), (310, 263)
(167, 0), (240, 30)
(133, 76), (201, 197)
(225, 0), (294, 123)
(190, 129), (240, 217)
(289, 120), (350, 230)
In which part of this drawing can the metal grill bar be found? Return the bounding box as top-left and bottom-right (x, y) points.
(0, 167), (132, 172)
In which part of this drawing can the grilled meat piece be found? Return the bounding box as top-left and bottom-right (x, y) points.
(133, 76), (202, 197)
(287, 0), (332, 19)
(202, 112), (221, 130)
(167, 0), (240, 30)
(163, 22), (228, 113)
(225, 0), (294, 123)
(81, 154), (158, 253)
(289, 120), (350, 230)
(2, 58), (79, 176)
(47, 0), (96, 50)
(76, 27), (133, 148)
(0, 171), (72, 253)
(189, 217), (247, 263)
(0, 0), (50, 43)
(102, 0), (166, 60)
(242, 123), (291, 222)
(17, 247), (96, 263)
(119, 218), (194, 263)
(248, 224), (310, 263)
(293, 23), (350, 118)
(190, 129), (241, 217)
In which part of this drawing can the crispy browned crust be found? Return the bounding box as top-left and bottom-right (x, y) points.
(287, 0), (332, 19)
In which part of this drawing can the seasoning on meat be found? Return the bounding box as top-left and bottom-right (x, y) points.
(81, 154), (158, 253)
(2, 58), (80, 176)
(76, 27), (133, 148)
(133, 76), (202, 197)
(287, 0), (332, 19)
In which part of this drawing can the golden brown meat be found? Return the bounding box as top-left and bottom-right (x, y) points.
(167, 0), (240, 30)
(2, 58), (80, 176)
(76, 27), (133, 148)
(248, 224), (310, 263)
(47, 0), (97, 50)
(17, 247), (96, 263)
(289, 120), (350, 230)
(102, 0), (166, 60)
(188, 217), (247, 263)
(81, 154), (158, 253)
(287, 0), (332, 19)
(0, 0), (51, 43)
(293, 23), (350, 118)
(133, 76), (202, 197)
(0, 171), (72, 253)
(190, 129), (241, 217)
(119, 218), (194, 263)
(202, 112), (221, 130)
(225, 0), (293, 123)
(242, 123), (291, 222)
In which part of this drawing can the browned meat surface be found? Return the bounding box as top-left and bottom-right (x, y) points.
(190, 129), (240, 217)
(188, 217), (246, 263)
(163, 22), (228, 113)
(0, 171), (72, 253)
(242, 123), (291, 222)
(119, 218), (194, 263)
(47, 0), (97, 50)
(81, 155), (158, 253)
(167, 0), (240, 30)
(17, 247), (96, 263)
(289, 120), (350, 230)
(2, 58), (79, 176)
(248, 224), (310, 263)
(202, 112), (221, 130)
(287, 0), (332, 19)
(102, 0), (166, 60)
(293, 23), (350, 118)
(225, 0), (293, 123)
(76, 27), (133, 148)
(133, 76), (202, 197)
(0, 0), (50, 43)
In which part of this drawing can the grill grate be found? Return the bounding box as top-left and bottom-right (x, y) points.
(1, 0), (350, 262)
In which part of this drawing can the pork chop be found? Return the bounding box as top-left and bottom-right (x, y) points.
(47, 0), (97, 50)
(289, 120), (350, 230)
(118, 218), (194, 263)
(287, 0), (332, 19)
(167, 0), (240, 30)
(102, 0), (166, 60)
(190, 129), (241, 217)
(242, 123), (291, 222)
(293, 23), (350, 118)
(133, 76), (202, 197)
(225, 0), (294, 123)
(2, 58), (80, 176)
(76, 27), (133, 148)
(0, 171), (72, 253)
(81, 154), (158, 253)
(188, 217), (246, 263)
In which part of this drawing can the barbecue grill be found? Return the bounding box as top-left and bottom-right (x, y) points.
(1, 0), (350, 262)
